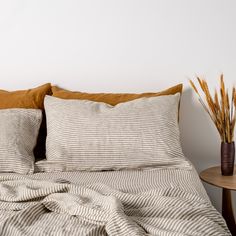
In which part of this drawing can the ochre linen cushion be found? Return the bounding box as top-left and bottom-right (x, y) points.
(0, 83), (51, 109)
(51, 84), (183, 106)
(36, 94), (189, 172)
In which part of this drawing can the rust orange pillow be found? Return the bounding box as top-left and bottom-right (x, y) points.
(0, 83), (52, 109)
(51, 84), (183, 106)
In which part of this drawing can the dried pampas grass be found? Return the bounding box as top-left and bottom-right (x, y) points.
(190, 74), (236, 143)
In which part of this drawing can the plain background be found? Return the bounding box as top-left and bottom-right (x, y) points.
(0, 0), (236, 214)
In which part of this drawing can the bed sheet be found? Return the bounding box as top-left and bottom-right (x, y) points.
(0, 165), (230, 235)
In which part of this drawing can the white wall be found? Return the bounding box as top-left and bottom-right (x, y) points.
(0, 0), (236, 214)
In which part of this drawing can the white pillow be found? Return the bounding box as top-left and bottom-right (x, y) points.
(41, 94), (188, 172)
(0, 109), (42, 174)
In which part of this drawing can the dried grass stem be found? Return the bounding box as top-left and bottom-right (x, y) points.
(190, 74), (236, 143)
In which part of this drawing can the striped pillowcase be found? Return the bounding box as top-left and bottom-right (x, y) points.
(0, 109), (42, 174)
(41, 94), (188, 172)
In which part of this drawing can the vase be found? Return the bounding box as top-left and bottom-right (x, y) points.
(221, 142), (235, 176)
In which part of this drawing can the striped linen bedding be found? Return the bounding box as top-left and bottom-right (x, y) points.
(0, 109), (42, 174)
(42, 94), (190, 172)
(0, 165), (230, 235)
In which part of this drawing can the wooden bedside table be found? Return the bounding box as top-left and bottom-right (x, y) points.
(200, 166), (236, 235)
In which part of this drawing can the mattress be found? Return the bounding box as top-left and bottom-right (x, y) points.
(0, 165), (230, 235)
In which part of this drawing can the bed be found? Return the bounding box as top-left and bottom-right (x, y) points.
(0, 83), (231, 235)
(0, 165), (230, 235)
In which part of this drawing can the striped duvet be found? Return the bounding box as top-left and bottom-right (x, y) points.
(0, 166), (230, 235)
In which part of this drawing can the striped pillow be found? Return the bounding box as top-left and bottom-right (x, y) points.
(0, 109), (42, 174)
(42, 94), (188, 172)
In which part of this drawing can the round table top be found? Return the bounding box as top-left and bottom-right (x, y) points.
(200, 166), (236, 190)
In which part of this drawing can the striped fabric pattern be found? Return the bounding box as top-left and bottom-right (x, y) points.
(0, 109), (42, 174)
(0, 166), (230, 235)
(43, 94), (189, 172)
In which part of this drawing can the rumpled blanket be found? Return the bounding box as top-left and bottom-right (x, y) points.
(0, 174), (230, 236)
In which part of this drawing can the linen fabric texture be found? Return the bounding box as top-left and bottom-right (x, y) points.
(0, 83), (52, 161)
(52, 83), (182, 121)
(0, 109), (42, 174)
(0, 83), (51, 109)
(0, 167), (230, 235)
(52, 84), (183, 106)
(43, 94), (188, 172)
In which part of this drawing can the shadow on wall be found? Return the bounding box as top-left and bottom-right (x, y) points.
(179, 88), (221, 172)
(179, 88), (222, 212)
